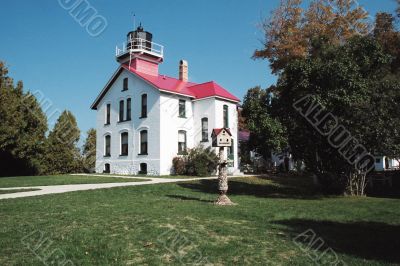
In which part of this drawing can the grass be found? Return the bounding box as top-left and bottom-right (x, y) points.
(0, 188), (40, 194)
(0, 174), (399, 265)
(0, 175), (149, 188)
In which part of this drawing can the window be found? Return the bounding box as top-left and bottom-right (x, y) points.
(105, 135), (111, 157)
(140, 130), (148, 155)
(122, 78), (128, 91)
(105, 103), (110, 125)
(141, 94), (147, 118)
(121, 132), (128, 156)
(178, 130), (187, 154)
(104, 163), (110, 173)
(119, 100), (124, 121)
(228, 139), (234, 159)
(139, 163), (147, 175)
(126, 98), (131, 121)
(223, 105), (229, 128)
(179, 99), (186, 118)
(201, 118), (208, 142)
(376, 158), (381, 163)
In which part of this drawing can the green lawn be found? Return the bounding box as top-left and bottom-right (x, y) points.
(0, 188), (40, 194)
(0, 175), (149, 188)
(0, 174), (399, 265)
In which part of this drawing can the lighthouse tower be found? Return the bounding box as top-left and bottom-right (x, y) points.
(115, 24), (164, 76)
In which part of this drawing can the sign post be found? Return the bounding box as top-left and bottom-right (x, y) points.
(211, 128), (236, 206)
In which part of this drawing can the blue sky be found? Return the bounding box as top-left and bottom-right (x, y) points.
(0, 0), (398, 140)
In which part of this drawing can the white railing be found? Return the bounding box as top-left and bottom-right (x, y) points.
(115, 38), (164, 58)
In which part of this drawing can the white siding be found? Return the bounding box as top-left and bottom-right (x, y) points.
(95, 70), (240, 175)
(95, 70), (161, 175)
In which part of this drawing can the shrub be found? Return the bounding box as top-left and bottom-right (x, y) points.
(171, 146), (219, 176)
(183, 146), (219, 177)
(316, 171), (347, 195)
(172, 157), (186, 175)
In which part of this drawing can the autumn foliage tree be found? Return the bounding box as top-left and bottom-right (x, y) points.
(254, 0), (370, 74)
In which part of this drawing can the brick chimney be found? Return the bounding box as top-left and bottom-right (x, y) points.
(179, 60), (188, 82)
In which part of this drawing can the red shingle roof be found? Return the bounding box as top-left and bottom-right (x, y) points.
(91, 65), (240, 110)
(122, 65), (240, 102)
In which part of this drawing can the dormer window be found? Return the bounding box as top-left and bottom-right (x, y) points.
(122, 78), (128, 91)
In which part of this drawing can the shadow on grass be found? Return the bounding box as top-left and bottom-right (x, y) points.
(177, 175), (323, 200)
(166, 195), (214, 203)
(274, 219), (400, 264)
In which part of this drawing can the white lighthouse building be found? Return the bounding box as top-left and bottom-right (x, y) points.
(91, 25), (240, 175)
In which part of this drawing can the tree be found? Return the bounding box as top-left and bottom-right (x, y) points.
(254, 0), (370, 73)
(373, 12), (400, 72)
(241, 86), (287, 161)
(275, 36), (400, 195)
(44, 110), (82, 174)
(397, 0), (400, 18)
(0, 62), (47, 176)
(254, 0), (305, 73)
(82, 128), (96, 172)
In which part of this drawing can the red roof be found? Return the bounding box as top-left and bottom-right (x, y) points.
(91, 65), (240, 110)
(122, 65), (240, 102)
(211, 128), (232, 136)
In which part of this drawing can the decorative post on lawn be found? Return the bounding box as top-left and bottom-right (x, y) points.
(212, 128), (236, 206)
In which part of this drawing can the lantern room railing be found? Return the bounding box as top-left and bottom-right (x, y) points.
(115, 38), (164, 58)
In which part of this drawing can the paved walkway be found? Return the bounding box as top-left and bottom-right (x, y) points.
(0, 174), (247, 200)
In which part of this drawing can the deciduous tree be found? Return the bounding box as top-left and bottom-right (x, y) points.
(241, 86), (287, 161)
(275, 36), (400, 195)
(254, 0), (370, 74)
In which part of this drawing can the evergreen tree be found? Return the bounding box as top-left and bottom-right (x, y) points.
(0, 61), (47, 176)
(82, 128), (96, 172)
(44, 110), (82, 174)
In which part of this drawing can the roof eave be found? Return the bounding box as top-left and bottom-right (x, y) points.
(90, 66), (124, 110)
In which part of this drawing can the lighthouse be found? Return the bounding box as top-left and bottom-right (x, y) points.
(115, 24), (164, 76)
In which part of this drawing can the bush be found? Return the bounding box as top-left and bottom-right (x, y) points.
(316, 171), (347, 195)
(172, 157), (186, 175)
(186, 146), (219, 176)
(172, 146), (219, 177)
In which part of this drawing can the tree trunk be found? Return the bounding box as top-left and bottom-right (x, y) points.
(346, 170), (368, 196)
